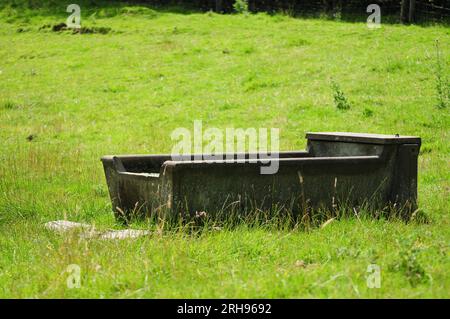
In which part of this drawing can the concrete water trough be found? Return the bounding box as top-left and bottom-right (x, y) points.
(101, 132), (421, 221)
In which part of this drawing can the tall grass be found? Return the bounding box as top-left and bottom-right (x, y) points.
(434, 40), (449, 109)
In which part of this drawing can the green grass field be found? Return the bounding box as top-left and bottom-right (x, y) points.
(0, 2), (449, 298)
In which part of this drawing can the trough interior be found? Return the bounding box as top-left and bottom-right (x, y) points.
(113, 151), (312, 176)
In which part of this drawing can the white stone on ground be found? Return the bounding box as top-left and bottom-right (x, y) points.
(45, 220), (93, 232)
(44, 220), (150, 240)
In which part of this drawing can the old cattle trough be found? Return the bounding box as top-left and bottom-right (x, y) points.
(101, 132), (421, 221)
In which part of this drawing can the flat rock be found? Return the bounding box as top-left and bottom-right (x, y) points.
(45, 220), (93, 232)
(44, 220), (149, 240)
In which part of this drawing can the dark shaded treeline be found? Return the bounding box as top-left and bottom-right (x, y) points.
(2, 0), (449, 22)
(137, 0), (449, 21)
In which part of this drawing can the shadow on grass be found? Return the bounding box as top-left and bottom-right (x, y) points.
(0, 0), (200, 19)
(0, 0), (202, 24)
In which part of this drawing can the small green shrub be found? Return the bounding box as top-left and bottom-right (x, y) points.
(331, 80), (351, 110)
(233, 0), (248, 14)
(434, 40), (449, 109)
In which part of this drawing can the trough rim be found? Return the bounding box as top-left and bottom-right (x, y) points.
(306, 132), (421, 145)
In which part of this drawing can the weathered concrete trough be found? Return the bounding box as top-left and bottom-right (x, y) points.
(101, 132), (421, 221)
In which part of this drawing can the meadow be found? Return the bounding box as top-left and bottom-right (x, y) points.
(0, 2), (449, 298)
